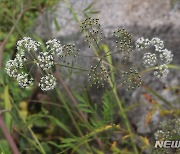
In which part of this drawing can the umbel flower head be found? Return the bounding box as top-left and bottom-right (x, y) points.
(16, 72), (33, 88)
(5, 60), (19, 78)
(151, 37), (164, 51)
(143, 52), (157, 67)
(37, 52), (54, 70)
(135, 37), (164, 51)
(135, 37), (173, 78)
(121, 68), (142, 91)
(155, 118), (180, 141)
(154, 64), (169, 78)
(88, 63), (109, 88)
(80, 18), (104, 47)
(39, 74), (57, 91)
(57, 43), (80, 66)
(46, 39), (63, 56)
(14, 52), (27, 68)
(16, 37), (41, 52)
(159, 48), (173, 64)
(5, 52), (27, 78)
(113, 28), (133, 61)
(154, 118), (180, 154)
(135, 37), (151, 50)
(6, 37), (58, 91)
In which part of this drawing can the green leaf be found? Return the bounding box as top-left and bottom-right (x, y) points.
(48, 115), (74, 136)
(102, 90), (114, 122)
(0, 140), (11, 154)
(74, 92), (94, 113)
(25, 114), (74, 136)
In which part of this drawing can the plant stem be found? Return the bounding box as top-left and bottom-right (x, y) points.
(56, 88), (83, 136)
(28, 127), (46, 154)
(112, 87), (139, 154)
(95, 44), (138, 154)
(10, 100), (46, 154)
(62, 1), (138, 152)
(55, 71), (87, 121)
(0, 115), (19, 154)
(55, 71), (94, 152)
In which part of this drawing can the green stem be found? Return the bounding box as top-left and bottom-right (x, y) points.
(56, 89), (92, 152)
(11, 99), (46, 154)
(96, 44), (138, 154)
(112, 87), (138, 154)
(28, 127), (46, 154)
(56, 88), (83, 136)
(63, 1), (138, 153)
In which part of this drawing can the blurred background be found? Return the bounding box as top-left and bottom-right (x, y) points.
(0, 0), (179, 153)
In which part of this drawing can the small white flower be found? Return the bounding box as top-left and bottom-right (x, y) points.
(16, 72), (33, 88)
(143, 53), (157, 67)
(135, 37), (150, 50)
(39, 74), (56, 91)
(155, 130), (164, 140)
(159, 49), (173, 64)
(151, 37), (164, 51)
(14, 52), (27, 68)
(37, 52), (54, 70)
(5, 60), (18, 78)
(46, 39), (63, 56)
(17, 37), (41, 52)
(154, 64), (169, 78)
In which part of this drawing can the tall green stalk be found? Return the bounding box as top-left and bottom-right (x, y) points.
(62, 1), (138, 153)
(97, 46), (138, 154)
(56, 87), (92, 152)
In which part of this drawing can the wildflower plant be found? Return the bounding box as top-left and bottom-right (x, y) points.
(5, 37), (80, 91)
(6, 18), (174, 91)
(3, 11), (177, 154)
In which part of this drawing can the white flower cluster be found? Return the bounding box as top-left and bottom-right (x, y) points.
(154, 64), (169, 78)
(143, 53), (157, 67)
(37, 52), (54, 70)
(6, 51), (27, 78)
(159, 48), (173, 64)
(6, 58), (33, 88)
(6, 38), (34, 88)
(14, 52), (27, 68)
(17, 37), (41, 52)
(151, 37), (164, 51)
(5, 60), (18, 78)
(16, 72), (33, 88)
(39, 74), (57, 91)
(155, 119), (180, 141)
(46, 39), (63, 56)
(135, 37), (173, 78)
(6, 37), (66, 91)
(136, 37), (164, 51)
(135, 37), (151, 50)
